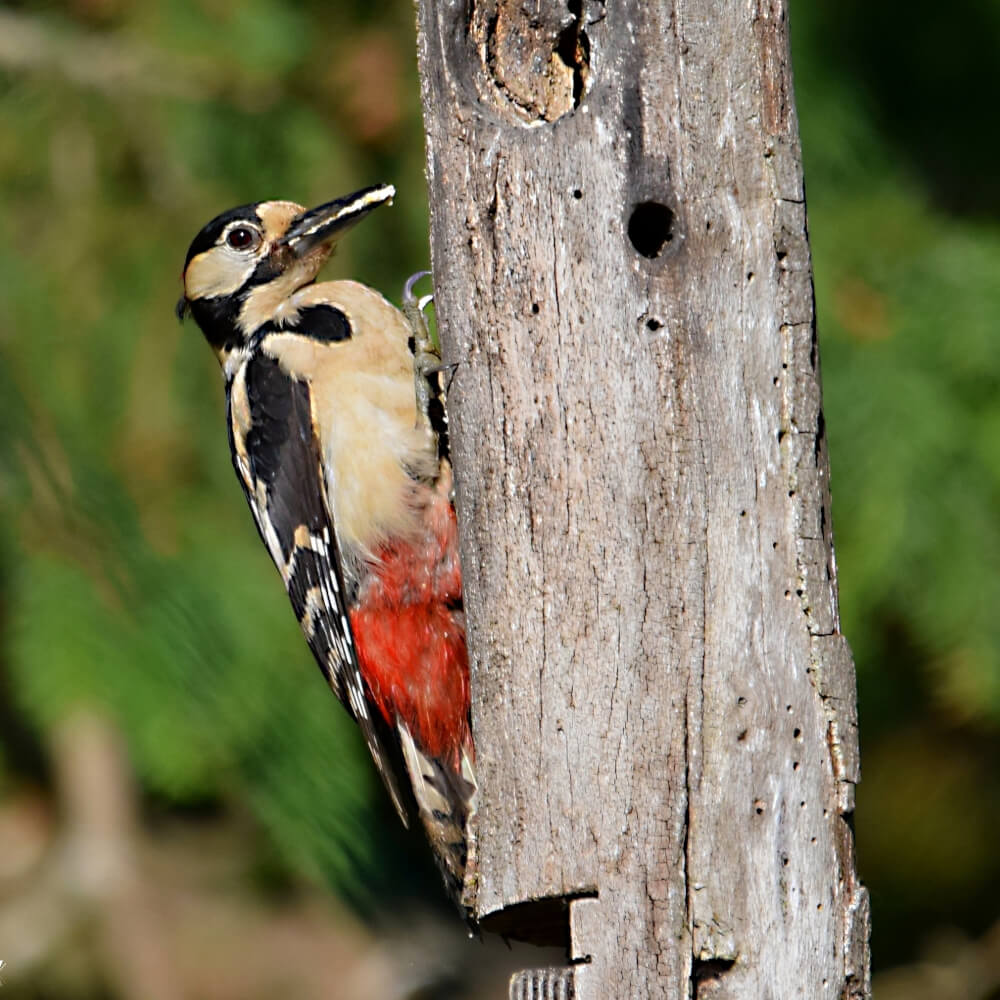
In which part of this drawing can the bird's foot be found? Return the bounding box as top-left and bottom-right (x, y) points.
(403, 271), (440, 430)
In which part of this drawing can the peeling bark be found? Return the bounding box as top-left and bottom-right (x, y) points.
(414, 1), (869, 996)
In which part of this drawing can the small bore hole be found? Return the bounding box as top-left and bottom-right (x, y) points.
(628, 201), (675, 259)
(573, 188), (583, 200)
(793, 728), (802, 739)
(531, 303), (540, 315)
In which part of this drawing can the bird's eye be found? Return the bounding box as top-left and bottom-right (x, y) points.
(226, 226), (260, 251)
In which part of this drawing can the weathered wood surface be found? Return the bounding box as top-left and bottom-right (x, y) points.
(414, 1), (869, 997)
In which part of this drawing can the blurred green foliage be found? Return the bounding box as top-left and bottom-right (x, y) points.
(0, 0), (431, 900)
(792, 0), (1000, 964)
(0, 0), (997, 970)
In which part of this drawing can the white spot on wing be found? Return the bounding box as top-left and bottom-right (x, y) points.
(223, 346), (251, 383)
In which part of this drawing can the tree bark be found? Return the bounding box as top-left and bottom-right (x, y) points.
(414, 2), (870, 997)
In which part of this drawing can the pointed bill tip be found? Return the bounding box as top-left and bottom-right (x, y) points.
(281, 183), (396, 258)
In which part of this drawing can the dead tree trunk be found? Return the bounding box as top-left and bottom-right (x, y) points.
(414, 2), (869, 997)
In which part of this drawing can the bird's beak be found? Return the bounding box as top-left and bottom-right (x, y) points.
(279, 183), (396, 259)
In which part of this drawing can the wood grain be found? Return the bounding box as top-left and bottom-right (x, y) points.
(414, 1), (869, 995)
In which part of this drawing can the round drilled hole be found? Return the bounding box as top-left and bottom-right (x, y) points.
(628, 201), (675, 259)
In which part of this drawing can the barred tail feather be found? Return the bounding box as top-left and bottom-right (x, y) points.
(396, 719), (477, 910)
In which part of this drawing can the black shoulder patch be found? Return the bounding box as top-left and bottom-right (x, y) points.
(240, 352), (357, 607)
(184, 203), (260, 267)
(243, 353), (296, 492)
(293, 304), (353, 342)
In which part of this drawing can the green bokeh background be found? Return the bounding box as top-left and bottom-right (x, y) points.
(0, 0), (997, 984)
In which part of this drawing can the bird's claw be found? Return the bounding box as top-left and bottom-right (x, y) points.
(403, 270), (432, 307)
(403, 272), (441, 432)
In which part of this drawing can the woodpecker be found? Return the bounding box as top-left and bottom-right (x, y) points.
(177, 185), (475, 907)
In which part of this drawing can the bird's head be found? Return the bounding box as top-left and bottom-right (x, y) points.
(177, 183), (395, 358)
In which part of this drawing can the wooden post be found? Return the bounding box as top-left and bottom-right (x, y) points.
(414, 2), (870, 996)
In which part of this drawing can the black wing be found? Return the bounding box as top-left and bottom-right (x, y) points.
(227, 350), (409, 823)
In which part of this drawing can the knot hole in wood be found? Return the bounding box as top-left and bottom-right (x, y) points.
(469, 0), (594, 124)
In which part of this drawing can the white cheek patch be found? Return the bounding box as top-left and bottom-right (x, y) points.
(185, 248), (258, 301)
